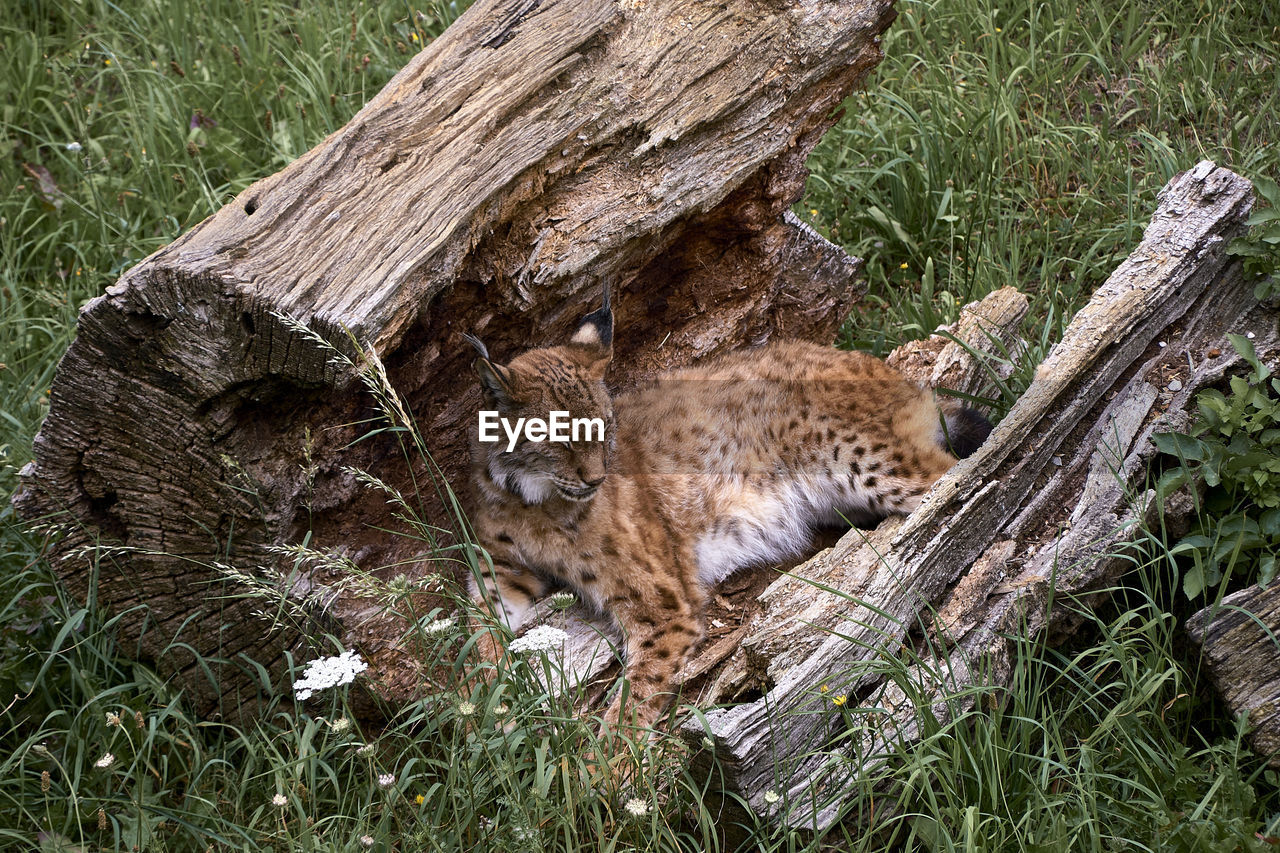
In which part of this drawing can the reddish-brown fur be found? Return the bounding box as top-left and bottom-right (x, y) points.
(466, 302), (975, 732)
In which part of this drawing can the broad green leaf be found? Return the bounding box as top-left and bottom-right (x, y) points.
(1183, 563), (1205, 600)
(1151, 432), (1206, 460)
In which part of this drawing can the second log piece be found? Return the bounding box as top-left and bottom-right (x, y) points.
(1188, 583), (1280, 767)
(679, 162), (1268, 828)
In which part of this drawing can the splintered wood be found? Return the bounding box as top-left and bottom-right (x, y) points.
(677, 163), (1274, 828)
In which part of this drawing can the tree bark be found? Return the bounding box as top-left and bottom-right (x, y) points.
(672, 162), (1275, 829)
(1188, 584), (1280, 767)
(14, 0), (895, 716)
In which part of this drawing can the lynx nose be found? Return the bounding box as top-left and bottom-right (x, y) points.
(580, 472), (605, 488)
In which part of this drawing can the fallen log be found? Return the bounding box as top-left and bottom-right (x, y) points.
(672, 162), (1275, 829)
(1188, 583), (1280, 767)
(16, 0), (1277, 828)
(14, 0), (895, 716)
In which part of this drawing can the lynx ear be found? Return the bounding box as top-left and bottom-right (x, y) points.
(473, 357), (520, 410)
(466, 335), (519, 408)
(569, 286), (613, 352)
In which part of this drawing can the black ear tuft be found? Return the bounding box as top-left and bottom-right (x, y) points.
(571, 284), (613, 349)
(461, 332), (490, 361)
(474, 357), (517, 409)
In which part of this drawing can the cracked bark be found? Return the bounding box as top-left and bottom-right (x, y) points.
(510, 164), (1278, 828)
(667, 162), (1277, 829)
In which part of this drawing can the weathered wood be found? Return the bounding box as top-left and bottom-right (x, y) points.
(676, 162), (1274, 829)
(886, 284), (1029, 399)
(1188, 584), (1280, 766)
(14, 0), (895, 715)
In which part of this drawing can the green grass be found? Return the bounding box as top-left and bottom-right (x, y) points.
(824, 563), (1280, 851)
(806, 0), (1280, 359)
(3, 0), (1279, 849)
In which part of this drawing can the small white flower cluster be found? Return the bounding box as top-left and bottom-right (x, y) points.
(548, 591), (577, 610)
(293, 649), (368, 701)
(508, 625), (568, 655)
(94, 752), (115, 769)
(623, 797), (649, 818)
(377, 772), (396, 789)
(423, 618), (454, 638)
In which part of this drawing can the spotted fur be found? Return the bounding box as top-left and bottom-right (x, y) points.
(466, 299), (989, 731)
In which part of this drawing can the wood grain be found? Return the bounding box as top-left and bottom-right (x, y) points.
(676, 162), (1273, 828)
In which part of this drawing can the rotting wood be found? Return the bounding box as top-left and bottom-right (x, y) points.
(885, 284), (1029, 400)
(14, 0), (896, 717)
(673, 162), (1275, 829)
(1188, 584), (1280, 767)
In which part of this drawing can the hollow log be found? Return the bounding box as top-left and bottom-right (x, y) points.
(14, 0), (897, 715)
(669, 162), (1276, 828)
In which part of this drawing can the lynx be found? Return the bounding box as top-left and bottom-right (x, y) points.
(464, 294), (989, 731)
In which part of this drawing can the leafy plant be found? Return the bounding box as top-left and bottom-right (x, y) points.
(1226, 175), (1280, 301)
(1153, 335), (1280, 599)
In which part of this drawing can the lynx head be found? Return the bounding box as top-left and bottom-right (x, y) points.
(468, 294), (615, 505)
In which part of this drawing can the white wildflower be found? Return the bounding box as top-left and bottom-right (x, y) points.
(548, 591), (576, 610)
(623, 797), (649, 818)
(356, 742), (376, 757)
(423, 618), (453, 637)
(104, 712), (121, 727)
(272, 793), (288, 807)
(359, 835), (375, 847)
(493, 703), (509, 718)
(763, 789), (781, 805)
(508, 625), (568, 655)
(328, 717), (352, 733)
(377, 772), (396, 789)
(456, 701), (476, 718)
(66, 142), (83, 152)
(94, 752), (115, 769)
(293, 649), (368, 701)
